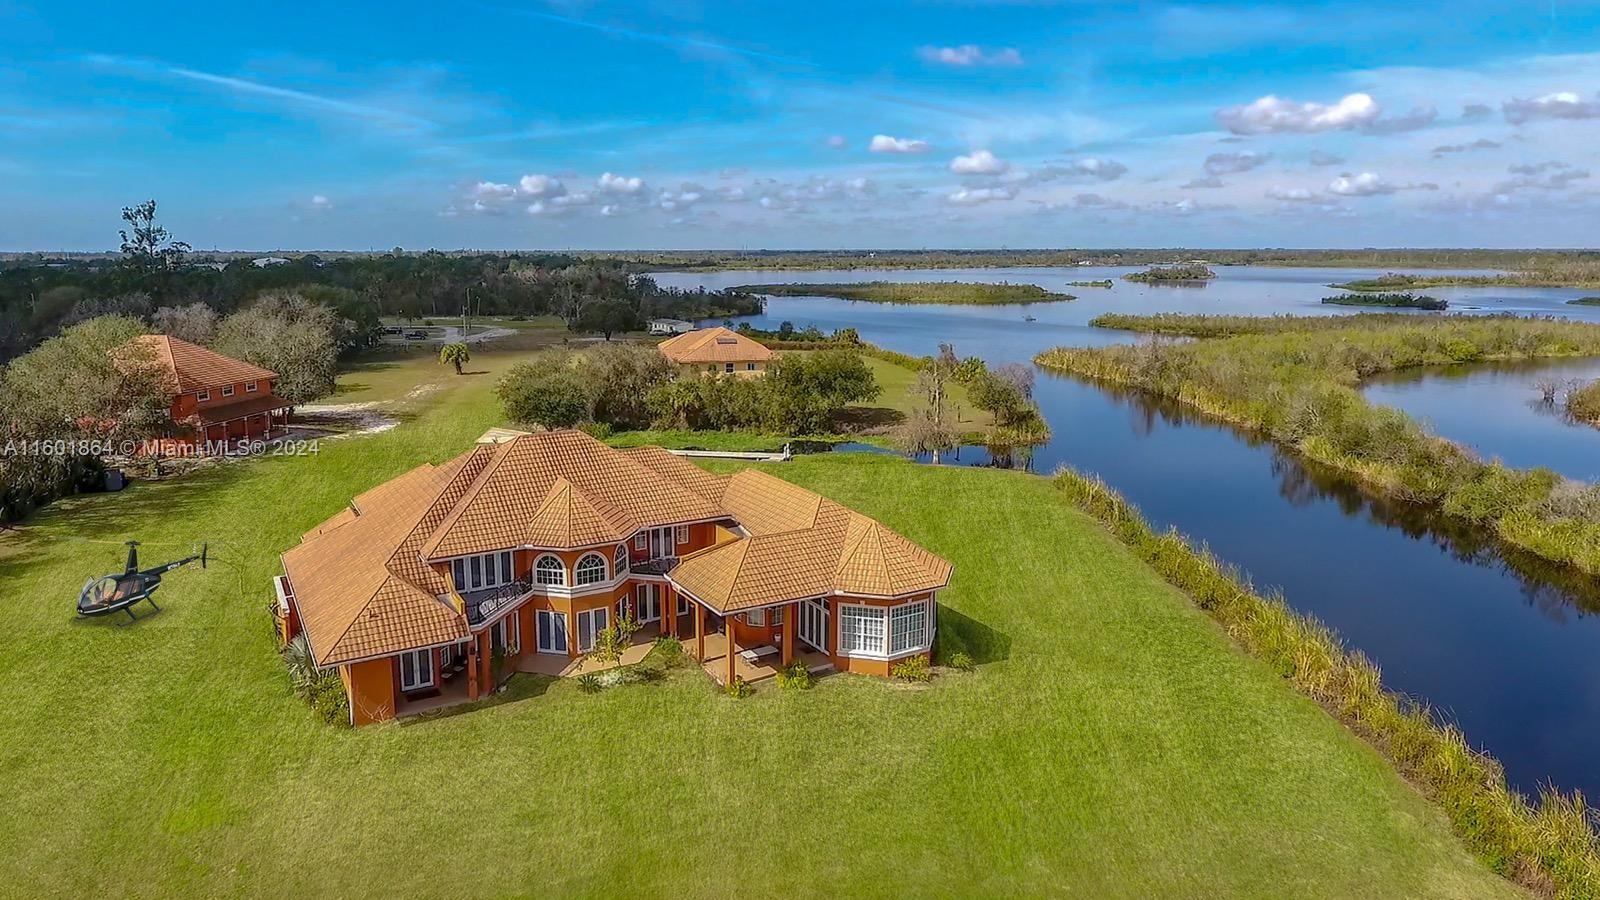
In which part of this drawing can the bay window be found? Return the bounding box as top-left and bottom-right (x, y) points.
(534, 554), (565, 586)
(840, 599), (931, 657)
(575, 553), (607, 586)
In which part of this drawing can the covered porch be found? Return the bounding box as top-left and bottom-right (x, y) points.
(695, 630), (831, 686)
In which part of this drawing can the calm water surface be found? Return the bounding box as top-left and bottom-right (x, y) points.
(654, 265), (1600, 799)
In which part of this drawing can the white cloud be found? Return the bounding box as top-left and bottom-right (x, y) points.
(518, 174), (565, 197)
(917, 45), (1023, 67)
(1363, 104), (1437, 134)
(1268, 186), (1316, 202)
(309, 194), (331, 209)
(1503, 91), (1600, 124)
(1077, 157), (1127, 180)
(1204, 151), (1271, 175)
(869, 134), (930, 154)
(947, 186), (1015, 205)
(1216, 92), (1381, 134)
(597, 171), (644, 193)
(826, 134), (846, 148)
(599, 204), (620, 216)
(471, 181), (516, 201)
(950, 149), (1009, 174)
(1327, 172), (1394, 196)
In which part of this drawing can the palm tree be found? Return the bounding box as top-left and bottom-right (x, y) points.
(439, 342), (470, 375)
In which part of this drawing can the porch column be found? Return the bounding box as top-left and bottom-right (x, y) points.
(467, 641), (481, 700)
(781, 602), (796, 666)
(478, 632), (492, 692)
(725, 618), (737, 686)
(664, 586), (676, 638)
(694, 602), (705, 661)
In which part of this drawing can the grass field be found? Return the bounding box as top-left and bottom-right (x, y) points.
(0, 352), (1513, 896)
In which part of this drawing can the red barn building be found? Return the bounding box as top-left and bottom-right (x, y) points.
(120, 334), (293, 451)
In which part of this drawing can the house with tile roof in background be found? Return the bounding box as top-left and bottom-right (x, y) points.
(657, 325), (773, 378)
(274, 429), (950, 725)
(116, 334), (293, 453)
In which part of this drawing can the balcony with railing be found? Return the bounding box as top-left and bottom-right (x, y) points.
(460, 576), (533, 626)
(631, 556), (680, 577)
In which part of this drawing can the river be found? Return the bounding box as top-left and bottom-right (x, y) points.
(651, 265), (1600, 801)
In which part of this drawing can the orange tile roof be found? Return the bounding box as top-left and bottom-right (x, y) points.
(281, 458), (475, 666)
(120, 334), (277, 393)
(669, 469), (952, 611)
(657, 327), (774, 364)
(281, 430), (951, 665)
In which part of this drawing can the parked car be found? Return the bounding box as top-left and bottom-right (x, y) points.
(405, 330), (427, 340)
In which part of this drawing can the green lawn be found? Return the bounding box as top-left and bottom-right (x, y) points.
(0, 366), (1513, 896)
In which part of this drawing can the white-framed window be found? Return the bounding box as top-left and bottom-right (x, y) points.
(744, 608), (767, 627)
(724, 362), (735, 374)
(839, 604), (888, 656)
(196, 389), (210, 402)
(534, 554), (565, 586)
(634, 584), (661, 623)
(890, 601), (929, 654)
(675, 525), (689, 545)
(451, 551), (514, 592)
(769, 606), (784, 626)
(677, 594), (689, 616)
(633, 533), (647, 550)
(399, 649), (434, 691)
(746, 362), (757, 371)
(576, 607), (607, 652)
(246, 380), (259, 393)
(614, 544), (628, 575)
(536, 609), (568, 654)
(221, 384), (235, 397)
(575, 553), (607, 586)
(493, 615), (520, 654)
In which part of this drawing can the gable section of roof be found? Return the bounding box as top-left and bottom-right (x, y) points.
(835, 512), (953, 597)
(657, 327), (773, 364)
(720, 469), (823, 536)
(122, 334), (277, 393)
(523, 477), (636, 548)
(322, 576), (468, 666)
(619, 446), (729, 505)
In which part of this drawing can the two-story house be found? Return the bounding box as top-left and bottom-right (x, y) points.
(657, 326), (773, 378)
(275, 429), (951, 725)
(120, 334), (293, 451)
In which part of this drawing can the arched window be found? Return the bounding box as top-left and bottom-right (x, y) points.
(614, 544), (629, 575)
(534, 554), (565, 586)
(575, 553), (608, 586)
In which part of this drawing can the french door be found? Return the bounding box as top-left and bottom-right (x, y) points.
(798, 599), (829, 653)
(648, 526), (672, 559)
(634, 584), (662, 623)
(576, 607), (608, 653)
(400, 648), (434, 691)
(536, 610), (568, 654)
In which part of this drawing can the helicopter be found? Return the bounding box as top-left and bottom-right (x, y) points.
(76, 540), (207, 621)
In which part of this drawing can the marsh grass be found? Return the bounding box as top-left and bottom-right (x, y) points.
(1052, 467), (1600, 897)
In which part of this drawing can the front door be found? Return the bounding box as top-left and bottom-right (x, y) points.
(537, 610), (568, 654)
(798, 599), (828, 653)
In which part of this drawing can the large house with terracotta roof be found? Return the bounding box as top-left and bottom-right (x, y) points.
(118, 334), (292, 450)
(657, 326), (773, 378)
(275, 429), (950, 725)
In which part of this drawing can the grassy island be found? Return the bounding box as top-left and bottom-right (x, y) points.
(1568, 297), (1600, 306)
(1322, 292), (1447, 310)
(1038, 314), (1600, 579)
(1569, 379), (1600, 426)
(1124, 263), (1216, 283)
(730, 280), (1073, 304)
(1066, 279), (1114, 288)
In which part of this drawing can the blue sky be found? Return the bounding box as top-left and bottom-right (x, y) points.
(7, 0), (1600, 250)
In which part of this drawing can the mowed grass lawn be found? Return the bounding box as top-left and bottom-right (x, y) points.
(0, 369), (1512, 897)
